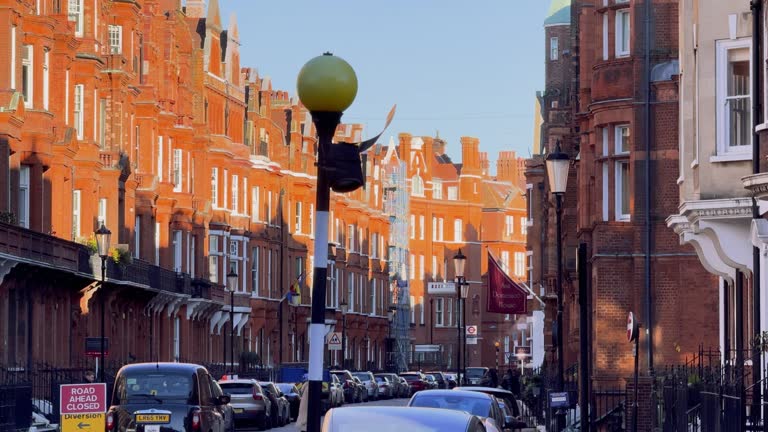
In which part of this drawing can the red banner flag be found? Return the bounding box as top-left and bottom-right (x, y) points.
(487, 251), (528, 314)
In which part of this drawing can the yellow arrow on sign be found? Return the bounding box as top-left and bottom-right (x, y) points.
(61, 413), (105, 432)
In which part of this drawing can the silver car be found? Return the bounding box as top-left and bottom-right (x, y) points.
(218, 379), (272, 430)
(322, 406), (488, 432)
(407, 389), (508, 432)
(375, 376), (394, 399)
(352, 372), (379, 401)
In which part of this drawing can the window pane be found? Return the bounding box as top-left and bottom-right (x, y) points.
(618, 126), (630, 153)
(727, 57), (749, 97)
(728, 97), (751, 147)
(620, 162), (630, 216)
(620, 12), (630, 53)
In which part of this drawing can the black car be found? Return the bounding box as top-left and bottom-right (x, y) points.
(107, 362), (232, 432)
(425, 372), (449, 389)
(276, 383), (301, 420)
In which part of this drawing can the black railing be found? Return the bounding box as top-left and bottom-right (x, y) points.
(592, 388), (626, 431)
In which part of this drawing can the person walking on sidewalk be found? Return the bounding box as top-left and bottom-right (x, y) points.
(296, 375), (310, 432)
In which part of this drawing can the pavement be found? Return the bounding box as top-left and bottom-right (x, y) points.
(245, 397), (409, 432)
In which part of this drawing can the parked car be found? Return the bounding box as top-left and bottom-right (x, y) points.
(443, 372), (459, 389)
(408, 389), (509, 432)
(260, 382), (291, 426)
(375, 376), (394, 399)
(426, 371), (449, 389)
(454, 386), (526, 429)
(424, 374), (439, 390)
(107, 362), (232, 432)
(329, 374), (345, 407)
(352, 371), (379, 401)
(352, 377), (368, 402)
(398, 377), (411, 397)
(375, 373), (406, 398)
(276, 383), (301, 421)
(322, 406), (488, 432)
(218, 379), (273, 430)
(400, 372), (429, 394)
(331, 370), (361, 403)
(465, 367), (490, 386)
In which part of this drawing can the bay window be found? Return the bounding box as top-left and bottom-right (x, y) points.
(716, 39), (751, 158)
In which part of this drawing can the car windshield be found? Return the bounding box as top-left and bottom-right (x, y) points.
(465, 368), (487, 378)
(332, 373), (348, 380)
(401, 375), (421, 382)
(376, 377), (388, 383)
(117, 372), (194, 403)
(352, 373), (370, 381)
(219, 383), (254, 394)
(276, 384), (295, 394)
(410, 395), (492, 418)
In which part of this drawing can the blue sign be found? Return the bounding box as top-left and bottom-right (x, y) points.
(549, 391), (570, 408)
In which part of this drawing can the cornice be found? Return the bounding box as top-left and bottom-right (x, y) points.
(678, 198), (754, 222)
(742, 173), (768, 200)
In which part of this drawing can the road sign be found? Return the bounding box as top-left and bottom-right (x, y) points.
(549, 391), (570, 408)
(327, 332), (342, 351)
(60, 383), (107, 415)
(627, 312), (639, 342)
(61, 413), (105, 432)
(465, 325), (478, 345)
(85, 337), (109, 357)
(515, 346), (531, 357)
(427, 282), (456, 295)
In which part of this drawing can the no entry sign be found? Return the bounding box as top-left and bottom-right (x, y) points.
(627, 312), (639, 343)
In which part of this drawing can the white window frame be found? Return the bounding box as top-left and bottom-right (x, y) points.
(715, 38), (752, 159)
(18, 165), (30, 229)
(410, 295), (416, 324)
(432, 216), (437, 241)
(10, 27), (16, 90)
(232, 174), (239, 213)
(74, 84), (84, 139)
(419, 215), (424, 240)
(615, 160), (631, 221)
(521, 217), (528, 235)
(108, 25), (122, 54)
(295, 201), (302, 233)
(615, 9), (631, 58)
(410, 214), (415, 239)
(133, 215), (141, 259)
(72, 189), (81, 239)
(21, 45), (35, 108)
(501, 251), (510, 274)
(223, 169), (228, 209)
(514, 252), (525, 278)
(550, 37), (559, 61)
(447, 186), (458, 201)
(435, 298), (444, 327)
(602, 13), (609, 60)
(211, 167), (219, 207)
(251, 246), (260, 295)
(173, 149), (182, 192)
(42, 49), (49, 110)
(190, 235), (196, 276)
(410, 254), (415, 280)
(419, 296), (425, 325)
(157, 136), (164, 181)
(154, 222), (160, 265)
(432, 255), (438, 278)
(209, 235), (220, 284)
(251, 186), (260, 222)
(419, 254), (425, 280)
(68, 0), (84, 37)
(97, 197), (107, 228)
(505, 215), (514, 236)
(412, 175), (424, 197)
(172, 230), (182, 272)
(439, 218), (444, 241)
(615, 125), (630, 155)
(454, 218), (463, 242)
(433, 179), (443, 199)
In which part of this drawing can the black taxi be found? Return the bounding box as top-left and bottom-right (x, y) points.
(106, 363), (232, 432)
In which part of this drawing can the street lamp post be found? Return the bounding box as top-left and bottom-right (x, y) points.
(95, 224), (111, 383)
(494, 341), (500, 374)
(297, 53), (359, 432)
(546, 141), (570, 432)
(454, 249), (467, 384)
(226, 269), (238, 375)
(388, 305), (397, 371)
(340, 300), (348, 368)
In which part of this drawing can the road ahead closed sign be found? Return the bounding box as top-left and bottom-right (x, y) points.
(60, 383), (107, 432)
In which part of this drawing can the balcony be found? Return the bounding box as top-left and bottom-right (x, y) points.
(0, 222), (90, 274)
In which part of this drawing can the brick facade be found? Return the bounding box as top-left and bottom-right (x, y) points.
(0, 0), (391, 371)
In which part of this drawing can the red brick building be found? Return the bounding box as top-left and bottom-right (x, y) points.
(392, 133), (528, 370)
(572, 0), (718, 390)
(0, 0), (391, 372)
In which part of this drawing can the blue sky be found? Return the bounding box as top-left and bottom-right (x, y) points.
(217, 0), (549, 168)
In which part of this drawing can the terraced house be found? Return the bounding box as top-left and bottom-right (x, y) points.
(0, 0), (392, 373)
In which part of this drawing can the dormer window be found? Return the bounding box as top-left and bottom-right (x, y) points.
(412, 175), (425, 197)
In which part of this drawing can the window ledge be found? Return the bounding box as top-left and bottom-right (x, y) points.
(709, 153), (752, 163)
(756, 122), (768, 132)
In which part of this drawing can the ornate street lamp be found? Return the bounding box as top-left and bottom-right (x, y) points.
(94, 223), (111, 383)
(546, 140), (570, 432)
(226, 269), (238, 375)
(453, 249), (467, 384)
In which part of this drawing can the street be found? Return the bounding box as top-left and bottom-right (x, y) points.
(256, 397), (410, 432)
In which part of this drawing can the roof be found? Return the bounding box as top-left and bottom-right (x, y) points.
(325, 406), (476, 431)
(482, 181), (523, 209)
(411, 389), (493, 400)
(117, 362), (203, 374)
(544, 0), (571, 26)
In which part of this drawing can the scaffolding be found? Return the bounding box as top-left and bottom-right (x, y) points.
(382, 141), (411, 373)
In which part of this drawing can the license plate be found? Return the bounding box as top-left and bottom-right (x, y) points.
(136, 414), (170, 423)
(144, 426), (160, 432)
(233, 408), (244, 413)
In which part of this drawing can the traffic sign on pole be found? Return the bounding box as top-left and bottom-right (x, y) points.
(60, 383), (107, 432)
(327, 332), (342, 351)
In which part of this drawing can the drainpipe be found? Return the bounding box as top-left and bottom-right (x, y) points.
(750, 0), (763, 424)
(642, 0), (654, 373)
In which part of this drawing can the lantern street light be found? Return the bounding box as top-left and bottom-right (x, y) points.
(226, 269), (238, 375)
(546, 140), (570, 432)
(94, 223), (111, 383)
(453, 249), (468, 384)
